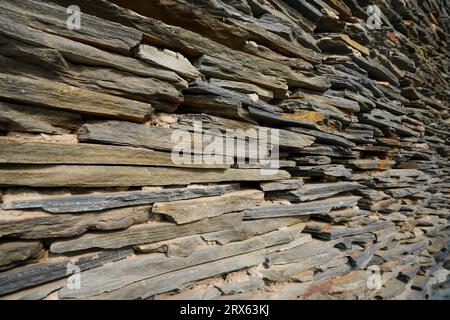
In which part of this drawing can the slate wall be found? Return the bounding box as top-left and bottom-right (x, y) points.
(0, 0), (449, 300)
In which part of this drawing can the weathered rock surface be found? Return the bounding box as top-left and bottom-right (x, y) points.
(0, 73), (154, 122)
(243, 196), (361, 219)
(49, 212), (245, 253)
(0, 205), (151, 239)
(0, 241), (43, 271)
(266, 182), (364, 202)
(0, 249), (132, 296)
(0, 165), (290, 187)
(152, 190), (264, 224)
(2, 184), (240, 213)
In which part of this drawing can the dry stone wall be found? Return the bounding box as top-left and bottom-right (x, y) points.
(0, 0), (449, 300)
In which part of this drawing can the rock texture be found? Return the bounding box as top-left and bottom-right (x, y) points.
(0, 0), (449, 300)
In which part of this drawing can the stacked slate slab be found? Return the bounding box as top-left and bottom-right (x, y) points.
(0, 0), (449, 300)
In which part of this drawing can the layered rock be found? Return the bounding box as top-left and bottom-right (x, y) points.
(0, 0), (449, 300)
